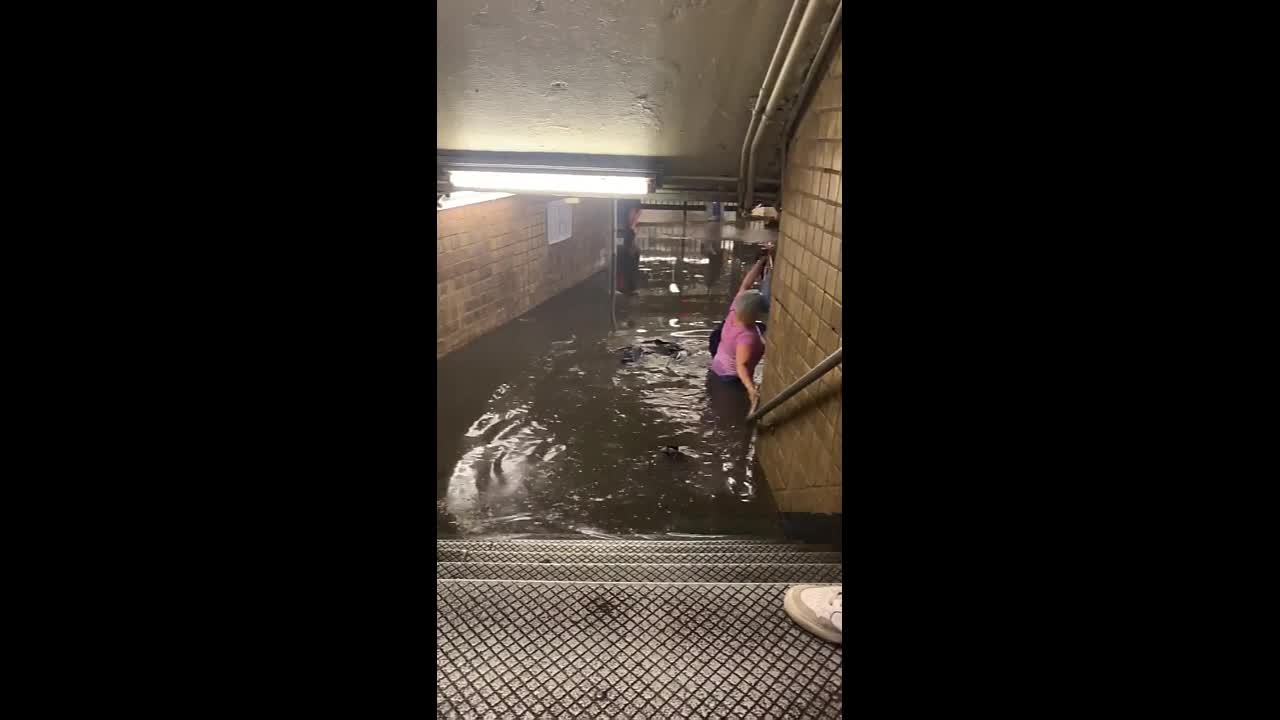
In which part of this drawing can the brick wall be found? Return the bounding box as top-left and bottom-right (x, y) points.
(756, 42), (843, 514)
(436, 195), (611, 358)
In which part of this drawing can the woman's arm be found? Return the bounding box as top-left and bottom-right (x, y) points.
(736, 342), (758, 404)
(738, 256), (767, 295)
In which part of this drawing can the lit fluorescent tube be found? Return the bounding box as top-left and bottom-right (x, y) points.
(449, 171), (650, 197)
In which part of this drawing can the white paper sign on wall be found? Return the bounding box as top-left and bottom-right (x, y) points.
(547, 200), (573, 244)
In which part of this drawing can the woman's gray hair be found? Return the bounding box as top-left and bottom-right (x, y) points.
(734, 290), (769, 319)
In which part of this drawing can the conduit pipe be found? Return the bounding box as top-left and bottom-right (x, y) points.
(737, 0), (807, 210)
(779, 1), (841, 212)
(743, 0), (835, 212)
(783, 1), (842, 158)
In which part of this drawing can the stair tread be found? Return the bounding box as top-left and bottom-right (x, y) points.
(438, 534), (793, 542)
(437, 539), (831, 554)
(438, 561), (843, 583)
(437, 549), (843, 564)
(437, 579), (842, 718)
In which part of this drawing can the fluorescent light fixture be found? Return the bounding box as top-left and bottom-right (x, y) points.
(449, 170), (650, 197)
(437, 191), (514, 210)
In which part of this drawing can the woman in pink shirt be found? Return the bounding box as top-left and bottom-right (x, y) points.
(710, 255), (769, 411)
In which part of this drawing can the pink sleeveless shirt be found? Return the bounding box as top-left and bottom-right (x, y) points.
(710, 293), (765, 379)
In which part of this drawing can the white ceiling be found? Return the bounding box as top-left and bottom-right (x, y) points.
(437, 0), (796, 178)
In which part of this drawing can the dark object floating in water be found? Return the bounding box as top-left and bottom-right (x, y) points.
(647, 339), (683, 355)
(618, 338), (685, 363)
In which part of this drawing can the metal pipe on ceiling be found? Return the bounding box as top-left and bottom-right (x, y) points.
(743, 0), (835, 212)
(650, 191), (776, 204)
(783, 1), (842, 155)
(651, 187), (775, 197)
(779, 2), (840, 212)
(664, 176), (780, 185)
(657, 188), (777, 200)
(737, 0), (808, 210)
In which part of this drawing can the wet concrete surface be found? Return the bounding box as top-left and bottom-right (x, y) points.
(437, 218), (779, 537)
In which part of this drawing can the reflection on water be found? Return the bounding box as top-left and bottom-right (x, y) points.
(437, 218), (778, 537)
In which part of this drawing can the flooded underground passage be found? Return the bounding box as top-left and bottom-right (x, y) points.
(436, 201), (784, 537)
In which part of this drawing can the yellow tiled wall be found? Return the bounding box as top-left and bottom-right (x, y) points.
(757, 42), (843, 514)
(436, 195), (611, 358)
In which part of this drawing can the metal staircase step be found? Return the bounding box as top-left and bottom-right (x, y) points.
(439, 534), (796, 542)
(437, 561), (843, 583)
(437, 539), (831, 554)
(437, 579), (842, 718)
(437, 548), (843, 564)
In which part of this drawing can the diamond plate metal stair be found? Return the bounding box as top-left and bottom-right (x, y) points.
(438, 547), (842, 564)
(438, 562), (843, 583)
(437, 536), (842, 718)
(438, 538), (811, 553)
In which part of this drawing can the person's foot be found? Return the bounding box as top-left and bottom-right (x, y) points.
(783, 585), (842, 644)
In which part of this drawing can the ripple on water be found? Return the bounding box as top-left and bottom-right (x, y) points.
(465, 412), (502, 437)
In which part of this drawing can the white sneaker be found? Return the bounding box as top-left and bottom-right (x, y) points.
(783, 584), (842, 644)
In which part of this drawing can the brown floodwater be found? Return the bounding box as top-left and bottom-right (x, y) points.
(436, 217), (781, 537)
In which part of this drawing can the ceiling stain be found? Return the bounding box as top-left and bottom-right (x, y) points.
(470, 10), (502, 28)
(666, 0), (711, 23)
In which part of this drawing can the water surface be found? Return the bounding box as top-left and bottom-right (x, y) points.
(437, 219), (779, 537)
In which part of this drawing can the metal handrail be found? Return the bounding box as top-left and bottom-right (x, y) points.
(747, 346), (842, 423)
